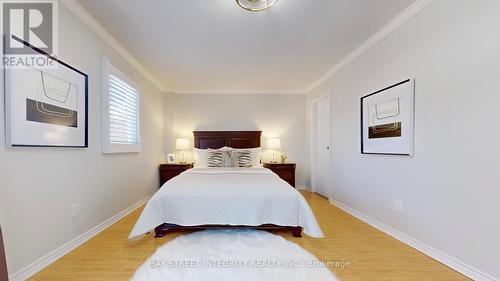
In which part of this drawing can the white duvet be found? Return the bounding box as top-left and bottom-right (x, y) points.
(129, 167), (324, 239)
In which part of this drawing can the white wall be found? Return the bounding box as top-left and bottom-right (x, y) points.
(0, 5), (168, 275)
(164, 93), (176, 153)
(308, 0), (500, 279)
(169, 94), (308, 187)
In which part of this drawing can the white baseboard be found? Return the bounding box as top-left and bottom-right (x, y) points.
(329, 200), (498, 281)
(8, 194), (152, 281)
(295, 185), (310, 191)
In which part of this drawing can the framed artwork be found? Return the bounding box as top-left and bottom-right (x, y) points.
(4, 37), (88, 147)
(167, 153), (176, 164)
(360, 79), (414, 156)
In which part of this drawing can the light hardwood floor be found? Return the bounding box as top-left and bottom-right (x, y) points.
(31, 192), (468, 281)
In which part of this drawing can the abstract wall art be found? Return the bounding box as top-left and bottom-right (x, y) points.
(360, 79), (414, 155)
(4, 37), (88, 147)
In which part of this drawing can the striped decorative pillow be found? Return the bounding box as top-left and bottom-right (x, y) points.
(234, 150), (252, 167)
(223, 150), (238, 167)
(207, 150), (223, 167)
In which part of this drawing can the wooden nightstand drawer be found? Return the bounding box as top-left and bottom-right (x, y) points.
(263, 163), (296, 187)
(159, 164), (193, 187)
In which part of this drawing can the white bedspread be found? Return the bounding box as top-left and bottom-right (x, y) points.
(129, 167), (324, 238)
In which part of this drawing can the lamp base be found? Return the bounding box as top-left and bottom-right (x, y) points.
(271, 150), (279, 164)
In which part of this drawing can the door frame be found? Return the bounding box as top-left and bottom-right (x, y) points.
(310, 92), (332, 197)
(0, 226), (8, 281)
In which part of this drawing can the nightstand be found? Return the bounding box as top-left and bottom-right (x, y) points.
(159, 163), (193, 187)
(264, 163), (296, 187)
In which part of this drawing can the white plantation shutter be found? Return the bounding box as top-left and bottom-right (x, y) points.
(109, 74), (140, 144)
(102, 59), (141, 153)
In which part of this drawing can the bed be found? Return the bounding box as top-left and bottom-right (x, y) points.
(128, 131), (323, 239)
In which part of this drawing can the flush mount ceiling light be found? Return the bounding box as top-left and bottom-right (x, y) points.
(236, 0), (278, 12)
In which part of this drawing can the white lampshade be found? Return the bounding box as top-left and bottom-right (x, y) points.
(236, 0), (278, 12)
(266, 138), (281, 150)
(175, 138), (190, 150)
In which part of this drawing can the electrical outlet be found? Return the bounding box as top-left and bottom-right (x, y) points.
(71, 203), (80, 217)
(394, 200), (403, 213)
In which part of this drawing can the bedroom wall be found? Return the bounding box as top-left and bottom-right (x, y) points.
(169, 93), (308, 188)
(164, 93), (176, 153)
(0, 4), (168, 276)
(307, 0), (500, 279)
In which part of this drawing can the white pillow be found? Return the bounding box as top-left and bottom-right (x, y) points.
(227, 147), (262, 166)
(192, 148), (209, 167)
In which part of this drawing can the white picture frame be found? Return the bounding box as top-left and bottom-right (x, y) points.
(360, 79), (414, 156)
(167, 153), (176, 164)
(5, 37), (88, 148)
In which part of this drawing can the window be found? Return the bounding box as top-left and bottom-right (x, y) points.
(102, 59), (141, 153)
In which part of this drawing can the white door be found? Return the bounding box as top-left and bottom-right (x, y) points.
(313, 94), (331, 198)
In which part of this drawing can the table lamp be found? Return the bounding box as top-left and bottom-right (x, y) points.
(267, 138), (281, 163)
(175, 138), (190, 164)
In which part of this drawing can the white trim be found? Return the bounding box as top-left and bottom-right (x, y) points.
(295, 185), (310, 191)
(101, 58), (142, 154)
(305, 0), (436, 93)
(172, 89), (306, 95)
(61, 0), (434, 95)
(62, 0), (435, 95)
(59, 0), (166, 92)
(8, 194), (152, 281)
(310, 92), (332, 196)
(330, 200), (499, 281)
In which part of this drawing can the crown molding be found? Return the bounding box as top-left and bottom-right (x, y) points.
(304, 0), (436, 93)
(172, 88), (306, 95)
(60, 0), (167, 92)
(61, 0), (435, 95)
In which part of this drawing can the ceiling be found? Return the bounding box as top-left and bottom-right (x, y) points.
(77, 0), (416, 93)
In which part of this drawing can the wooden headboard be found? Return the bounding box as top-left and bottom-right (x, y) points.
(193, 131), (261, 149)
